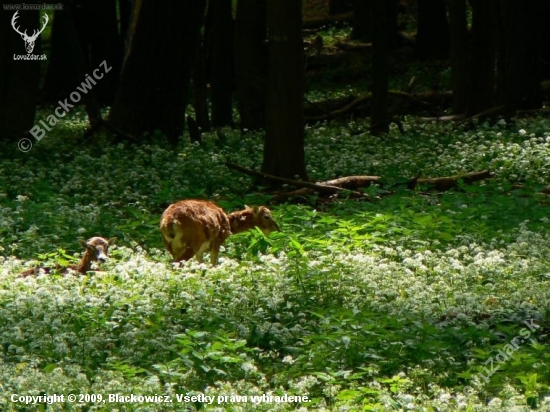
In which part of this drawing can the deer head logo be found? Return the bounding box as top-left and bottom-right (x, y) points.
(11, 11), (49, 54)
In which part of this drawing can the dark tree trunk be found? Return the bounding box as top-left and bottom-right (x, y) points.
(467, 0), (498, 116)
(43, 2), (121, 105)
(206, 0), (234, 127)
(351, 0), (372, 42)
(119, 0), (133, 44)
(42, 9), (102, 128)
(108, 0), (204, 144)
(84, 0), (121, 104)
(416, 0), (450, 59)
(41, 9), (82, 103)
(192, 3), (210, 133)
(385, 0), (399, 48)
(497, 1), (541, 112)
(193, 34), (210, 133)
(0, 9), (40, 141)
(234, 0), (267, 130)
(330, 0), (353, 15)
(370, 0), (389, 135)
(262, 0), (307, 180)
(447, 0), (469, 114)
(539, 1), (550, 79)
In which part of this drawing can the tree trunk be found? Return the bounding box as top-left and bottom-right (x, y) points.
(42, 2), (121, 105)
(467, 0), (497, 116)
(370, 0), (389, 135)
(206, 0), (234, 127)
(42, 9), (102, 128)
(119, 0), (132, 42)
(108, 0), (204, 144)
(41, 9), (82, 103)
(84, 0), (121, 104)
(497, 0), (541, 112)
(416, 0), (450, 59)
(385, 0), (399, 48)
(262, 0), (307, 180)
(193, 34), (211, 132)
(351, 0), (372, 42)
(330, 0), (353, 15)
(234, 0), (267, 130)
(447, 0), (469, 114)
(0, 9), (40, 141)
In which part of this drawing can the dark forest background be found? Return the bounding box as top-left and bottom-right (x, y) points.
(1, 0), (549, 178)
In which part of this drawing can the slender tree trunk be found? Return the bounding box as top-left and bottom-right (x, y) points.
(85, 0), (121, 104)
(206, 0), (234, 127)
(0, 9), (40, 141)
(192, 4), (210, 132)
(330, 0), (352, 14)
(351, 0), (372, 42)
(108, 0), (204, 144)
(416, 0), (450, 59)
(193, 35), (210, 132)
(41, 9), (82, 103)
(234, 0), (267, 130)
(498, 0), (541, 112)
(119, 0), (132, 43)
(370, 0), (389, 135)
(43, 2), (121, 105)
(42, 9), (102, 128)
(467, 0), (497, 116)
(262, 0), (307, 180)
(447, 0), (469, 114)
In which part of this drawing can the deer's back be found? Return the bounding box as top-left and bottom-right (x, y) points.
(160, 200), (231, 258)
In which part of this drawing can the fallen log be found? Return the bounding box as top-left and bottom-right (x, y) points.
(305, 90), (437, 122)
(225, 162), (369, 198)
(414, 170), (493, 191)
(226, 162), (494, 201)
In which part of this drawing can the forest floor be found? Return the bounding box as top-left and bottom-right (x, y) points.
(1, 15), (550, 412)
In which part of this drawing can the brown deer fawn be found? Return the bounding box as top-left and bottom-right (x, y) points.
(20, 237), (116, 277)
(160, 199), (280, 265)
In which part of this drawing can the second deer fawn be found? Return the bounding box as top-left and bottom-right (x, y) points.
(20, 237), (116, 277)
(160, 199), (280, 265)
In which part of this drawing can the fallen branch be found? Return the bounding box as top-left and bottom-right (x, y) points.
(225, 162), (368, 198)
(226, 162), (494, 201)
(305, 90), (433, 122)
(414, 170), (493, 191)
(458, 106), (507, 126)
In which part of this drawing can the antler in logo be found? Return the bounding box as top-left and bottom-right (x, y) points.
(11, 11), (49, 54)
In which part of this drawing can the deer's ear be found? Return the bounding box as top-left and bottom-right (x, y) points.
(78, 239), (88, 248)
(244, 204), (252, 211)
(108, 237), (117, 246)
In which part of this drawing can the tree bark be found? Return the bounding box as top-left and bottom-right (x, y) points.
(108, 0), (204, 144)
(0, 9), (40, 141)
(370, 0), (389, 135)
(206, 0), (234, 127)
(234, 0), (267, 130)
(42, 2), (121, 105)
(467, 0), (498, 116)
(416, 0), (450, 59)
(446, 0), (469, 114)
(262, 0), (307, 180)
(497, 0), (542, 112)
(351, 0), (372, 42)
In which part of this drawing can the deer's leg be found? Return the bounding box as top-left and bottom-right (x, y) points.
(210, 241), (223, 266)
(175, 247), (195, 262)
(195, 251), (205, 263)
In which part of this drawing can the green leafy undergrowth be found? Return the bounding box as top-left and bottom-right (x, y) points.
(1, 115), (550, 410)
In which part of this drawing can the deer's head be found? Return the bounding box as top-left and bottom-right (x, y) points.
(11, 11), (49, 54)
